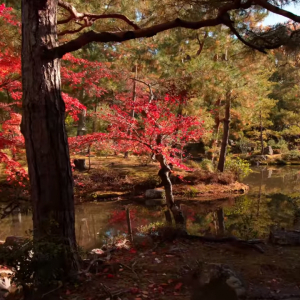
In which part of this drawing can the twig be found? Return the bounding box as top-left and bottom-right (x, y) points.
(81, 258), (106, 274)
(119, 262), (139, 279)
(100, 283), (113, 298)
(41, 282), (63, 298)
(126, 207), (133, 243)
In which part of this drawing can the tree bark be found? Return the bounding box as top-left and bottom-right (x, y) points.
(217, 208), (225, 235)
(155, 153), (185, 225)
(211, 98), (221, 163)
(92, 101), (98, 133)
(77, 109), (87, 136)
(124, 64), (138, 159)
(217, 94), (231, 172)
(21, 0), (78, 279)
(260, 110), (264, 155)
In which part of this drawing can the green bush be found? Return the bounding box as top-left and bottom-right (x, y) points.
(199, 159), (214, 172)
(268, 139), (289, 153)
(225, 157), (252, 180)
(0, 237), (80, 290)
(184, 186), (199, 198)
(282, 149), (300, 161)
(187, 160), (202, 169)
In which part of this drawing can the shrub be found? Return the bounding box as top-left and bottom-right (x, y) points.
(199, 159), (214, 172)
(274, 139), (289, 153)
(184, 186), (199, 199)
(0, 237), (77, 291)
(225, 157), (252, 180)
(282, 149), (300, 161)
(187, 160), (202, 169)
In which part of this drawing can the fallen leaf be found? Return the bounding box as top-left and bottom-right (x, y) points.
(107, 274), (114, 278)
(142, 291), (149, 294)
(65, 290), (71, 295)
(174, 282), (183, 290)
(130, 287), (139, 294)
(168, 279), (173, 284)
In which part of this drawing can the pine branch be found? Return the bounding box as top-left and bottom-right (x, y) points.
(47, 0), (300, 58)
(254, 0), (300, 23)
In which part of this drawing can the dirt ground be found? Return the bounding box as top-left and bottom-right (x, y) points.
(51, 236), (300, 300)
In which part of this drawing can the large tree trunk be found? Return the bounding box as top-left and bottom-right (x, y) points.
(21, 0), (78, 280)
(217, 94), (231, 172)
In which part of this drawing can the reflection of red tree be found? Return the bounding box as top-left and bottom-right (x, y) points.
(108, 209), (161, 232)
(108, 209), (137, 231)
(182, 207), (196, 222)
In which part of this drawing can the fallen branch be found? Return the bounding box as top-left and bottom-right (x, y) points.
(183, 235), (265, 253)
(41, 282), (63, 298)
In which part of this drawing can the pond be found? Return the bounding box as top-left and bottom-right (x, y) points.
(1, 165), (300, 249)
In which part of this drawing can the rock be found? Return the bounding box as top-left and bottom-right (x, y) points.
(263, 146), (273, 155)
(4, 236), (26, 246)
(73, 159), (86, 171)
(188, 263), (246, 300)
(273, 149), (281, 154)
(145, 189), (164, 199)
(269, 229), (300, 245)
(0, 267), (13, 292)
(133, 235), (154, 248)
(145, 198), (166, 206)
(253, 155), (267, 161)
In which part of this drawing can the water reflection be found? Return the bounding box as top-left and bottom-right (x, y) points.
(1, 165), (300, 248)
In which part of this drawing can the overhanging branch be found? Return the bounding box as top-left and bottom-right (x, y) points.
(48, 18), (223, 59)
(48, 0), (300, 59)
(254, 0), (300, 23)
(58, 0), (140, 31)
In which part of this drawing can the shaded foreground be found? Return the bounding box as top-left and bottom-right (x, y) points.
(5, 234), (300, 300)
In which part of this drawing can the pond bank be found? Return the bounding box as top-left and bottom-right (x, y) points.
(245, 153), (300, 166)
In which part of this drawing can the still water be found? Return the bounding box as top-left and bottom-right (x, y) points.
(1, 165), (300, 248)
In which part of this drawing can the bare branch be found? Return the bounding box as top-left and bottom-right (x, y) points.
(58, 0), (140, 30)
(58, 25), (87, 36)
(254, 0), (300, 23)
(130, 78), (155, 103)
(196, 31), (208, 56)
(48, 18), (223, 58)
(47, 0), (300, 58)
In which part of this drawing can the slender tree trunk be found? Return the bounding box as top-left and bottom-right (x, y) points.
(124, 64), (137, 159)
(77, 109), (87, 136)
(211, 98), (221, 163)
(155, 153), (185, 225)
(92, 101), (98, 133)
(217, 208), (225, 235)
(21, 0), (78, 279)
(217, 94), (231, 172)
(260, 110), (264, 155)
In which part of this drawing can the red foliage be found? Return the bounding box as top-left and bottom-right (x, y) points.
(70, 92), (204, 170)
